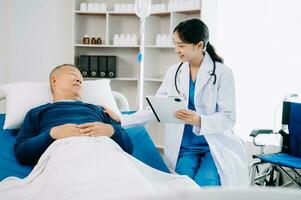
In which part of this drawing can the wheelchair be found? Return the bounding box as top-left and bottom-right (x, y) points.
(249, 94), (301, 188)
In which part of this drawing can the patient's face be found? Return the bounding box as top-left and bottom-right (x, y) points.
(52, 66), (84, 100)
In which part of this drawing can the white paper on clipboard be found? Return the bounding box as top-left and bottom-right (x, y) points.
(145, 96), (187, 123)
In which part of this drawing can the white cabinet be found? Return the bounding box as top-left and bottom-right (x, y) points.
(73, 0), (202, 147)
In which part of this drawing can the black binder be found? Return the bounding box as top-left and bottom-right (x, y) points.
(98, 56), (107, 78)
(79, 55), (89, 77)
(89, 56), (98, 77)
(107, 56), (117, 78)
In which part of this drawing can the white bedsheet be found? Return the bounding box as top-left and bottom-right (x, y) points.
(0, 136), (199, 200)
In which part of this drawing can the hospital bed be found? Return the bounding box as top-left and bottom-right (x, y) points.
(141, 187), (300, 200)
(0, 91), (169, 181)
(1, 86), (300, 199)
(249, 94), (301, 187)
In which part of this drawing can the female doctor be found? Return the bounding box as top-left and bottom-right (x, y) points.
(105, 18), (249, 187)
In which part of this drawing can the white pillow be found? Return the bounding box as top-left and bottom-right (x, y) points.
(82, 79), (121, 115)
(0, 79), (120, 130)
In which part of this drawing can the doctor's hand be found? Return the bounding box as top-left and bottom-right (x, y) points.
(103, 106), (121, 123)
(175, 109), (201, 126)
(79, 122), (114, 137)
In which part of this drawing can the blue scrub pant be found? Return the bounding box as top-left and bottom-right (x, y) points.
(175, 152), (221, 186)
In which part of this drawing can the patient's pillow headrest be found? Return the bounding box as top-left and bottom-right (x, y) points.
(0, 80), (120, 129)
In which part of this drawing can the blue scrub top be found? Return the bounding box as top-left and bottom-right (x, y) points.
(179, 76), (209, 157)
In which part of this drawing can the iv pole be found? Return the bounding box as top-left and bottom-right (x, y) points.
(135, 0), (151, 111)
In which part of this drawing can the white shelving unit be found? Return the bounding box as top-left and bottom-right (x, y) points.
(73, 0), (202, 147)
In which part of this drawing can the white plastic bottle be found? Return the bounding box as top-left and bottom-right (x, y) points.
(120, 4), (126, 12)
(80, 3), (87, 12)
(94, 3), (100, 12)
(155, 34), (159, 46)
(131, 34), (138, 45)
(157, 34), (164, 46)
(88, 3), (95, 12)
(168, 34), (173, 46)
(162, 34), (168, 46)
(125, 34), (131, 45)
(167, 1), (172, 11)
(194, 0), (201, 8)
(100, 3), (106, 12)
(113, 34), (120, 45)
(160, 3), (166, 12)
(114, 4), (120, 12)
(174, 0), (180, 11)
(189, 0), (193, 10)
(119, 34), (125, 45)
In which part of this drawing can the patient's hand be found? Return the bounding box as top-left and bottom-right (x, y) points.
(79, 122), (114, 137)
(50, 124), (82, 140)
(103, 106), (121, 123)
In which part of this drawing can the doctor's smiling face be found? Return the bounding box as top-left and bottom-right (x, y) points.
(173, 31), (204, 63)
(49, 64), (83, 102)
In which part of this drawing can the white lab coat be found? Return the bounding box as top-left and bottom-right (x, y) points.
(121, 52), (249, 186)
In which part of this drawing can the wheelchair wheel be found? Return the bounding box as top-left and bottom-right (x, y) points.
(254, 165), (283, 187)
(264, 166), (283, 186)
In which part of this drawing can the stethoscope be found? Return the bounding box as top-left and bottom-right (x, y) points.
(174, 59), (217, 99)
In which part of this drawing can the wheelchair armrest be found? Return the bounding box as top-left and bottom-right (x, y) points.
(250, 129), (273, 137)
(250, 129), (275, 150)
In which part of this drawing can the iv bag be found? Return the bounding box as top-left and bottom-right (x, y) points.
(135, 0), (151, 19)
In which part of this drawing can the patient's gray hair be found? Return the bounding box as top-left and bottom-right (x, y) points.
(49, 64), (79, 93)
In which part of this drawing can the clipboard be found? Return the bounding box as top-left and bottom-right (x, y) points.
(146, 96), (186, 123)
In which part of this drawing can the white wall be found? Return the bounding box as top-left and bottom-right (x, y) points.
(201, 0), (218, 44)
(0, 0), (73, 112)
(214, 0), (301, 144)
(0, 0), (10, 85)
(0, 1), (10, 112)
(3, 0), (73, 83)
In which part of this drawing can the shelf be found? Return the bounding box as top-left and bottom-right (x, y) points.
(174, 9), (201, 14)
(173, 9), (201, 14)
(146, 45), (174, 49)
(106, 45), (140, 48)
(111, 78), (163, 82)
(75, 45), (175, 50)
(84, 77), (137, 81)
(108, 9), (200, 16)
(75, 44), (139, 48)
(151, 11), (171, 16)
(74, 0), (202, 144)
(74, 9), (201, 16)
(110, 78), (138, 81)
(84, 77), (163, 82)
(145, 78), (163, 82)
(107, 11), (137, 16)
(74, 10), (106, 15)
(74, 44), (175, 49)
(75, 44), (108, 48)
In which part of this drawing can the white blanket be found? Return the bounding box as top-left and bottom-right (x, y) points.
(0, 136), (199, 200)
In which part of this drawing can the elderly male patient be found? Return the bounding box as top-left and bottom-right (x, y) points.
(14, 64), (133, 166)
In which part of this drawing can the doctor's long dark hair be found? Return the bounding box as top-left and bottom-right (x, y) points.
(173, 18), (224, 64)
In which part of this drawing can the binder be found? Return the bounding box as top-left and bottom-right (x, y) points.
(79, 55), (89, 77)
(107, 56), (117, 78)
(89, 56), (98, 77)
(98, 56), (107, 78)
